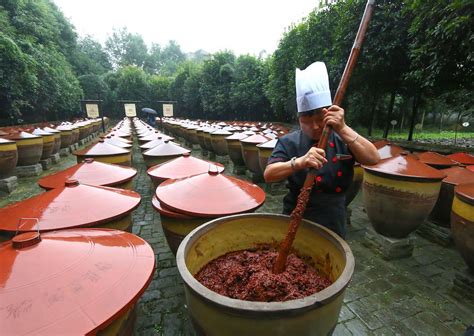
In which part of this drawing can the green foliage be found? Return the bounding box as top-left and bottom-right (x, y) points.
(105, 27), (148, 69)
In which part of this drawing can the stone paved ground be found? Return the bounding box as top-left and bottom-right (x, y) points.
(1, 131), (473, 336)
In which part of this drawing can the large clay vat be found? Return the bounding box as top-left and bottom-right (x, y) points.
(56, 125), (74, 148)
(43, 126), (61, 154)
(74, 140), (132, 166)
(210, 129), (232, 156)
(451, 183), (474, 271)
(225, 132), (249, 167)
(240, 134), (270, 175)
(0, 138), (18, 179)
(257, 139), (277, 173)
(176, 213), (355, 336)
(6, 132), (43, 166)
(362, 153), (445, 238)
(345, 163), (363, 206)
(32, 128), (55, 159)
(429, 167), (474, 227)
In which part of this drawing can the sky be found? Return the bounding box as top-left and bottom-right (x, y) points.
(53, 0), (320, 56)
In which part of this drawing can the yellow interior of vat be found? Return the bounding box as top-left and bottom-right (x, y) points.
(185, 216), (345, 283)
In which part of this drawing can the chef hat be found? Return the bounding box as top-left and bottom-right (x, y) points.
(295, 62), (332, 113)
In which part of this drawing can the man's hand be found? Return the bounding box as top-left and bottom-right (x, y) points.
(296, 147), (327, 170)
(322, 105), (346, 132)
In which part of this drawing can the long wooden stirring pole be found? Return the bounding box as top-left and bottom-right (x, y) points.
(273, 0), (376, 274)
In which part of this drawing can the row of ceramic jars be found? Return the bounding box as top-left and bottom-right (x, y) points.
(0, 119), (155, 334)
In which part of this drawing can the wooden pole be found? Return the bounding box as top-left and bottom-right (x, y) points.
(273, 0), (376, 274)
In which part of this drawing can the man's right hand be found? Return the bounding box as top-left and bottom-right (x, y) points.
(296, 147), (327, 170)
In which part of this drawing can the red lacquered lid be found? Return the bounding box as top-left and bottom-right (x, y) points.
(0, 137), (15, 144)
(447, 152), (474, 165)
(147, 154), (224, 180)
(152, 196), (194, 219)
(155, 168), (265, 217)
(415, 151), (457, 167)
(43, 126), (60, 134)
(0, 130), (9, 136)
(143, 141), (190, 157)
(257, 138), (278, 149)
(240, 134), (269, 145)
(0, 181), (141, 233)
(38, 159), (137, 189)
(140, 132), (173, 142)
(112, 129), (131, 138)
(107, 134), (133, 144)
(56, 125), (74, 132)
(104, 136), (133, 149)
(377, 143), (405, 160)
(32, 128), (53, 137)
(372, 139), (390, 149)
(0, 229), (154, 335)
(467, 165), (474, 173)
(362, 153), (446, 181)
(74, 140), (130, 156)
(211, 129), (232, 136)
(225, 132), (249, 141)
(6, 131), (41, 140)
(441, 166), (474, 186)
(455, 183), (474, 205)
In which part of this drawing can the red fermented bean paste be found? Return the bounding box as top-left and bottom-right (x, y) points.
(195, 249), (332, 302)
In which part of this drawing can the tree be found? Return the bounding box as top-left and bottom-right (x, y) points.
(73, 36), (112, 75)
(105, 27), (148, 69)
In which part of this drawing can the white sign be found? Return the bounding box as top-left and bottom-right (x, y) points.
(85, 104), (99, 118)
(124, 104), (137, 117)
(462, 122), (470, 127)
(390, 120), (397, 126)
(163, 104), (174, 117)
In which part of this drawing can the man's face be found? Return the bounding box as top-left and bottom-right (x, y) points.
(298, 109), (325, 141)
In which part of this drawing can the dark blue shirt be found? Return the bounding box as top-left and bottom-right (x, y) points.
(268, 130), (355, 237)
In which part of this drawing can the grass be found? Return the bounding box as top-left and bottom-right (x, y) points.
(359, 128), (474, 141)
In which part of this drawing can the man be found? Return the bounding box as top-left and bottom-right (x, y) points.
(264, 62), (379, 238)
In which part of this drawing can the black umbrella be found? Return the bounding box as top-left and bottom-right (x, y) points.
(142, 107), (157, 115)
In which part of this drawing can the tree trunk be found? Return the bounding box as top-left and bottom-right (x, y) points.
(408, 94), (420, 141)
(367, 94), (378, 137)
(383, 90), (396, 138)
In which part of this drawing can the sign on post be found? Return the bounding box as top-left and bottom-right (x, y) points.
(124, 103), (137, 117)
(85, 104), (100, 118)
(163, 104), (174, 117)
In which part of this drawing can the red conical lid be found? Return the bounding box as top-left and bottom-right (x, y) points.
(152, 196), (194, 219)
(38, 159), (137, 189)
(377, 143), (405, 160)
(441, 166), (474, 186)
(455, 183), (474, 205)
(0, 181), (141, 233)
(257, 138), (278, 149)
(104, 136), (133, 149)
(226, 132), (249, 141)
(362, 153), (446, 180)
(57, 125), (74, 131)
(0, 228), (154, 335)
(43, 126), (60, 134)
(112, 129), (131, 138)
(0, 130), (9, 136)
(447, 152), (474, 165)
(415, 151), (457, 167)
(32, 128), (53, 136)
(147, 154), (224, 180)
(107, 134), (133, 144)
(143, 141), (190, 157)
(372, 139), (390, 149)
(0, 137), (15, 144)
(140, 132), (173, 142)
(140, 138), (169, 150)
(74, 140), (130, 156)
(211, 129), (232, 136)
(240, 134), (269, 144)
(155, 168), (265, 217)
(467, 165), (474, 173)
(6, 131), (41, 140)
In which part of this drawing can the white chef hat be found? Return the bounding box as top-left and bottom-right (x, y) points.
(295, 62), (332, 113)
